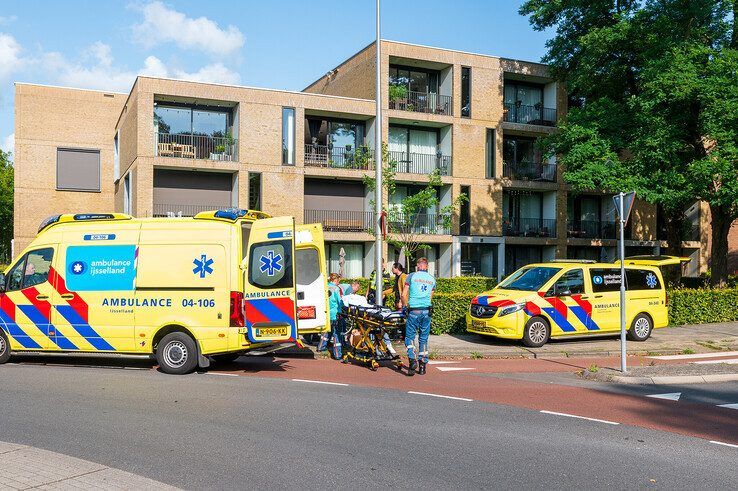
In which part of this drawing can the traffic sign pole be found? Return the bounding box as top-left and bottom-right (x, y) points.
(618, 192), (627, 373)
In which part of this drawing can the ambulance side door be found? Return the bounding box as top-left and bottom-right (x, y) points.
(242, 217), (298, 343)
(588, 267), (622, 331)
(295, 223), (329, 335)
(543, 268), (588, 334)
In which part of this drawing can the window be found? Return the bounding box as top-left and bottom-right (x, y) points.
(57, 148), (101, 192)
(113, 131), (120, 181)
(590, 268), (622, 292)
(282, 107), (295, 165)
(499, 266), (560, 292)
(296, 248), (321, 286)
(5, 248), (53, 291)
(626, 269), (662, 291)
(328, 243), (363, 278)
(123, 173), (131, 214)
(459, 186), (471, 236)
(548, 269), (584, 296)
(486, 129), (496, 178)
(248, 172), (261, 210)
(461, 67), (471, 118)
(249, 240), (293, 289)
(389, 65), (439, 95)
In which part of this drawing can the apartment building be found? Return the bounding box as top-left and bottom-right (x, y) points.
(13, 40), (710, 278)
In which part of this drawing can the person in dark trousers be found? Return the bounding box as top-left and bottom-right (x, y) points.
(390, 262), (407, 310)
(366, 259), (392, 305)
(402, 257), (436, 376)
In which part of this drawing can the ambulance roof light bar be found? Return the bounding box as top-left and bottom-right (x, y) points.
(38, 213), (133, 233)
(195, 208), (272, 222)
(550, 259), (596, 264)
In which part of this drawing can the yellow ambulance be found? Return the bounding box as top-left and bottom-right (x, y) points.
(466, 260), (668, 347)
(0, 209), (329, 374)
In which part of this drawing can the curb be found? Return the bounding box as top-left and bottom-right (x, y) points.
(610, 373), (738, 385)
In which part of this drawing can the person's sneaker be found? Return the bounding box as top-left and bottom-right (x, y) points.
(391, 353), (401, 361)
(407, 359), (417, 377)
(418, 362), (427, 375)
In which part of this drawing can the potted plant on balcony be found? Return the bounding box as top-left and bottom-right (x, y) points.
(389, 84), (408, 110)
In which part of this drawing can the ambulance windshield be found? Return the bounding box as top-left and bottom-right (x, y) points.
(499, 266), (561, 291)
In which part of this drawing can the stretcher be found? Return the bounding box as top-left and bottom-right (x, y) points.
(340, 303), (405, 371)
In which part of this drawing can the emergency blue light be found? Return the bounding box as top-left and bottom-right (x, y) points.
(214, 208), (248, 220)
(73, 214), (116, 221)
(38, 215), (62, 233)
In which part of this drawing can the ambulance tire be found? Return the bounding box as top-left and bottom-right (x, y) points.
(523, 316), (550, 348)
(627, 313), (653, 342)
(0, 330), (10, 364)
(157, 332), (198, 375)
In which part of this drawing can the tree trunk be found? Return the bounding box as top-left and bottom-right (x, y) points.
(709, 204), (732, 288)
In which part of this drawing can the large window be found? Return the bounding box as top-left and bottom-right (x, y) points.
(461, 67), (471, 118)
(282, 107), (295, 165)
(328, 243), (364, 278)
(249, 240), (293, 289)
(459, 186), (471, 236)
(390, 65), (439, 95)
(57, 148), (100, 192)
(503, 136), (539, 164)
(389, 125), (442, 174)
(249, 172), (261, 211)
(154, 105), (230, 137)
(486, 129), (496, 179)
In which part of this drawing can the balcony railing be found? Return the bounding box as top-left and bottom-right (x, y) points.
(389, 90), (452, 116)
(388, 211), (452, 235)
(153, 203), (227, 217)
(156, 133), (238, 161)
(567, 220), (617, 239)
(503, 217), (557, 238)
(503, 103), (557, 126)
(303, 144), (374, 170)
(388, 151), (452, 176)
(503, 161), (557, 182)
(304, 210), (375, 233)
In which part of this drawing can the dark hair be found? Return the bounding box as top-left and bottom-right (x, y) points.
(392, 262), (405, 273)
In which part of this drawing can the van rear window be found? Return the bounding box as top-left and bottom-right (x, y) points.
(626, 269), (661, 290)
(296, 248), (320, 286)
(590, 268), (661, 292)
(249, 240), (293, 289)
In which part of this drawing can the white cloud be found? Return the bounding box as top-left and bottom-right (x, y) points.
(0, 16), (17, 26)
(132, 1), (244, 55)
(1, 133), (13, 155)
(0, 33), (22, 79)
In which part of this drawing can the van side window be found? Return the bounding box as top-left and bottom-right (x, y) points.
(5, 248), (54, 291)
(6, 257), (26, 291)
(296, 248), (320, 286)
(241, 224), (252, 261)
(626, 269), (661, 290)
(590, 268), (622, 292)
(249, 240), (293, 289)
(548, 268), (584, 296)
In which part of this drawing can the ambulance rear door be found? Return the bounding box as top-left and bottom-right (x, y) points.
(295, 223), (329, 334)
(242, 217), (298, 344)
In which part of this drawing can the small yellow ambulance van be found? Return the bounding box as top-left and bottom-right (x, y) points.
(466, 260), (668, 347)
(0, 209), (329, 374)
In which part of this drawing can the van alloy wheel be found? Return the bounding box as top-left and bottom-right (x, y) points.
(528, 321), (548, 345)
(634, 317), (650, 339)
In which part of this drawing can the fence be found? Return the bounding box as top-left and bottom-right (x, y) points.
(156, 133), (238, 161)
(389, 91), (452, 116)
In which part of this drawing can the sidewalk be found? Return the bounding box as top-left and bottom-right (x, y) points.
(287, 321), (738, 359)
(0, 441), (178, 490)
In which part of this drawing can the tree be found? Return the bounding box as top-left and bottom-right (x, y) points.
(363, 144), (467, 263)
(0, 149), (13, 264)
(520, 0), (738, 286)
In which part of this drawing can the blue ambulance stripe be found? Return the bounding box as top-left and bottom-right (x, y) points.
(0, 309), (43, 349)
(541, 307), (577, 332)
(248, 299), (294, 326)
(569, 305), (600, 331)
(17, 305), (78, 350)
(55, 305), (115, 351)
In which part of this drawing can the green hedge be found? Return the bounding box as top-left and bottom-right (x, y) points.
(343, 276), (495, 294)
(430, 293), (475, 335)
(668, 287), (738, 325)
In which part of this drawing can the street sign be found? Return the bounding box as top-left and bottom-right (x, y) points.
(613, 191), (636, 226)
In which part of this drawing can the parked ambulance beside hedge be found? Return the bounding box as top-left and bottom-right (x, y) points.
(467, 260), (668, 347)
(0, 209), (329, 374)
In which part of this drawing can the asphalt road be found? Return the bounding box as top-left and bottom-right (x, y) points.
(1, 362), (737, 490)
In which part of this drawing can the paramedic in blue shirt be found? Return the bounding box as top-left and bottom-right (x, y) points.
(401, 257), (436, 376)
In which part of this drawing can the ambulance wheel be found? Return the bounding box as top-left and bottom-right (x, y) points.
(628, 314), (653, 342)
(0, 330), (10, 364)
(523, 317), (550, 348)
(212, 353), (240, 364)
(157, 332), (198, 375)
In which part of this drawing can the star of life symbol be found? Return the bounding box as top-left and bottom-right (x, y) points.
(71, 261), (85, 275)
(646, 272), (657, 288)
(193, 254), (214, 278)
(260, 250), (283, 277)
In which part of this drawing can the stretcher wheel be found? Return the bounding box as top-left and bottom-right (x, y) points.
(370, 360), (379, 371)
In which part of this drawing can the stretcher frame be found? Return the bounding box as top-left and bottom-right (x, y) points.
(340, 305), (405, 371)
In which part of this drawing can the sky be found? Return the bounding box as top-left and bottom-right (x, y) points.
(0, 0), (552, 156)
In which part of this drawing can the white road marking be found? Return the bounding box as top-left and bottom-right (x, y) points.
(646, 392), (681, 401)
(427, 361), (460, 365)
(648, 351), (738, 360)
(717, 403), (738, 410)
(436, 367), (475, 372)
(292, 379), (349, 387)
(540, 410), (620, 425)
(407, 391), (473, 402)
(710, 440), (738, 449)
(692, 358), (738, 365)
(207, 372), (239, 377)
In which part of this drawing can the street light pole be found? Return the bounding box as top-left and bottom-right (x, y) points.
(618, 192), (627, 373)
(374, 0), (383, 303)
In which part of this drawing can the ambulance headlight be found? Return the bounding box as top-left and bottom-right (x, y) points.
(498, 303), (525, 317)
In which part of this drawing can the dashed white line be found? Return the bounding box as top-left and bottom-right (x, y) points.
(540, 410), (620, 425)
(407, 391), (473, 402)
(648, 351), (738, 360)
(427, 361), (460, 365)
(436, 367), (475, 372)
(207, 372), (239, 377)
(710, 440), (738, 449)
(717, 403), (738, 410)
(292, 379), (349, 386)
(646, 392), (681, 401)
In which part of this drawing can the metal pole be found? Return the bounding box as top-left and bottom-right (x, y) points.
(374, 0), (384, 303)
(619, 192), (627, 372)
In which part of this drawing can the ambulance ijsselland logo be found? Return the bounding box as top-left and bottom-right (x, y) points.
(593, 275), (604, 285)
(260, 250), (283, 277)
(70, 260), (86, 275)
(646, 272), (658, 288)
(193, 254), (214, 278)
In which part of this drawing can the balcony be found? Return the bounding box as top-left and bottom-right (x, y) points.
(153, 203), (224, 217)
(156, 133), (238, 161)
(388, 211), (451, 235)
(567, 220), (617, 239)
(303, 144), (374, 170)
(503, 103), (556, 126)
(304, 210), (374, 233)
(503, 161), (557, 182)
(503, 217), (557, 238)
(388, 151), (452, 176)
(389, 90), (452, 116)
